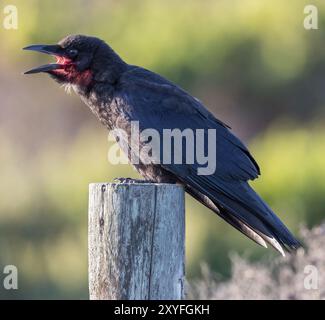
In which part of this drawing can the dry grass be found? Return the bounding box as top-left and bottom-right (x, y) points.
(188, 223), (325, 300)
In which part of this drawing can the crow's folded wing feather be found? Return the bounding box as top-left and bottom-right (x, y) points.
(118, 66), (260, 181)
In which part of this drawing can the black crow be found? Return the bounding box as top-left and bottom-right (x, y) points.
(23, 35), (301, 255)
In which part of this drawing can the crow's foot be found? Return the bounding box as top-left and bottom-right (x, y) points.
(113, 177), (155, 184)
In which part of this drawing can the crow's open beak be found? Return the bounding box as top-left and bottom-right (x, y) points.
(23, 44), (67, 74)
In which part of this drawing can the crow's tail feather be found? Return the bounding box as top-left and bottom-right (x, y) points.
(186, 182), (302, 255)
(186, 185), (269, 249)
(215, 180), (302, 254)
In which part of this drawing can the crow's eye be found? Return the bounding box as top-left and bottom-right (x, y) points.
(67, 49), (78, 59)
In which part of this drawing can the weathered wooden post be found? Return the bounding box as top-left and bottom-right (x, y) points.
(88, 182), (185, 300)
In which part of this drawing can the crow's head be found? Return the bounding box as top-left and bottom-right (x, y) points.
(24, 35), (126, 88)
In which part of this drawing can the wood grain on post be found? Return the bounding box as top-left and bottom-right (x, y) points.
(88, 183), (185, 300)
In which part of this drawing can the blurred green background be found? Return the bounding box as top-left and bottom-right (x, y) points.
(0, 0), (324, 299)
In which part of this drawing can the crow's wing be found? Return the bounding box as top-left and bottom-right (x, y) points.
(117, 66), (301, 253)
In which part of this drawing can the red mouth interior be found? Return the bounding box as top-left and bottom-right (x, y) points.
(50, 55), (93, 85)
(55, 55), (72, 65)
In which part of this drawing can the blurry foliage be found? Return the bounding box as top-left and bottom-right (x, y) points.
(0, 0), (324, 298)
(189, 223), (325, 300)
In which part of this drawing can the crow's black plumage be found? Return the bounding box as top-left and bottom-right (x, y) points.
(24, 35), (301, 255)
